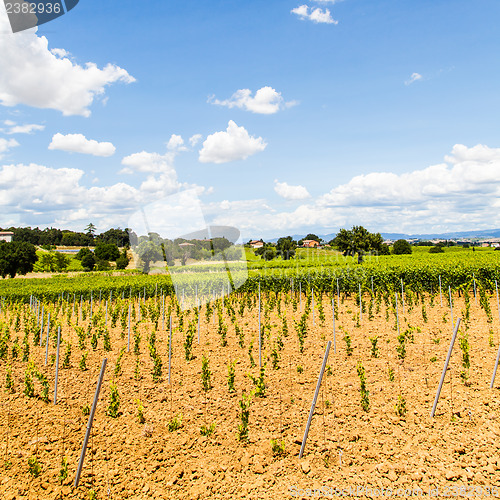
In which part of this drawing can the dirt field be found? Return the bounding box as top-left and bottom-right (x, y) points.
(1, 290), (500, 499)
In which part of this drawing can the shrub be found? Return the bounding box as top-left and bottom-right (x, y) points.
(429, 246), (444, 254)
(393, 239), (412, 255)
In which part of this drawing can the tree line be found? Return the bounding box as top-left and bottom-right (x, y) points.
(2, 225), (129, 247)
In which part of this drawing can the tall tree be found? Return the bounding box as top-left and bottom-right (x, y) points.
(137, 239), (163, 273)
(276, 236), (296, 260)
(85, 223), (97, 236)
(331, 226), (383, 263)
(0, 241), (37, 278)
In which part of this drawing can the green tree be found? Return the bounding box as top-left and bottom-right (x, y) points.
(94, 242), (120, 261)
(276, 236), (296, 260)
(331, 226), (383, 263)
(53, 252), (70, 272)
(75, 247), (93, 260)
(392, 239), (412, 255)
(0, 241), (37, 278)
(81, 252), (96, 272)
(85, 223), (96, 236)
(137, 239), (163, 274)
(38, 252), (56, 272)
(379, 244), (390, 255)
(116, 249), (130, 269)
(255, 243), (276, 261)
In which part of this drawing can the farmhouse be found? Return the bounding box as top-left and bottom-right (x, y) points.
(249, 240), (264, 249)
(0, 231), (13, 243)
(302, 239), (320, 248)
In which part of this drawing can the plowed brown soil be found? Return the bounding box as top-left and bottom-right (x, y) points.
(1, 291), (500, 499)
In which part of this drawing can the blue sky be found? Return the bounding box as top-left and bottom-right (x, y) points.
(1, 0), (500, 240)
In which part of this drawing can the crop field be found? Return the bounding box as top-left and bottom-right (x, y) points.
(1, 271), (500, 499)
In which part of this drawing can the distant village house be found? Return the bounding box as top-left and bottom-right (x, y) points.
(302, 239), (320, 248)
(249, 240), (264, 249)
(0, 231), (14, 243)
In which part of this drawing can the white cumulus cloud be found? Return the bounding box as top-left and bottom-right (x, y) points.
(210, 87), (297, 115)
(274, 180), (310, 200)
(199, 121), (267, 164)
(5, 122), (45, 135)
(167, 134), (188, 152)
(0, 138), (19, 158)
(0, 9), (135, 117)
(120, 151), (177, 174)
(291, 5), (338, 24)
(49, 133), (116, 157)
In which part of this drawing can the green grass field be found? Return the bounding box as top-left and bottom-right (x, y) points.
(1, 246), (499, 302)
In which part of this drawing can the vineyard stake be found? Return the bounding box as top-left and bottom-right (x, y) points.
(299, 341), (331, 459)
(371, 276), (374, 296)
(430, 318), (461, 417)
(395, 292), (400, 336)
(39, 306), (44, 347)
(127, 303), (131, 352)
(162, 294), (165, 330)
(54, 326), (61, 405)
(168, 315), (172, 385)
(259, 282), (262, 368)
(90, 292), (93, 321)
(439, 275), (443, 307)
(401, 279), (405, 315)
(448, 286), (453, 327)
(74, 358), (107, 489)
(337, 278), (340, 312)
(358, 283), (362, 325)
(473, 273), (477, 304)
(332, 298), (336, 354)
(105, 300), (108, 326)
(299, 282), (302, 312)
(490, 279), (500, 388)
(312, 289), (315, 326)
(490, 342), (500, 388)
(45, 312), (50, 365)
(197, 299), (200, 344)
(496, 280), (500, 324)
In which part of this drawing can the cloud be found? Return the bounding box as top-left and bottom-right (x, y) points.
(0, 161), (189, 229)
(5, 122), (45, 134)
(318, 144), (500, 209)
(291, 5), (338, 24)
(0, 138), (19, 158)
(405, 73), (423, 85)
(274, 180), (310, 200)
(209, 87), (297, 115)
(120, 150), (177, 175)
(0, 9), (135, 117)
(208, 143), (500, 237)
(189, 134), (203, 147)
(48, 133), (116, 157)
(167, 134), (188, 152)
(199, 121), (267, 164)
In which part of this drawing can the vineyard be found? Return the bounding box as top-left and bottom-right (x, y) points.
(1, 266), (500, 499)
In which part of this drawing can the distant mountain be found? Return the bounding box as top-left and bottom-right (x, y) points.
(381, 229), (500, 240)
(264, 229), (500, 243)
